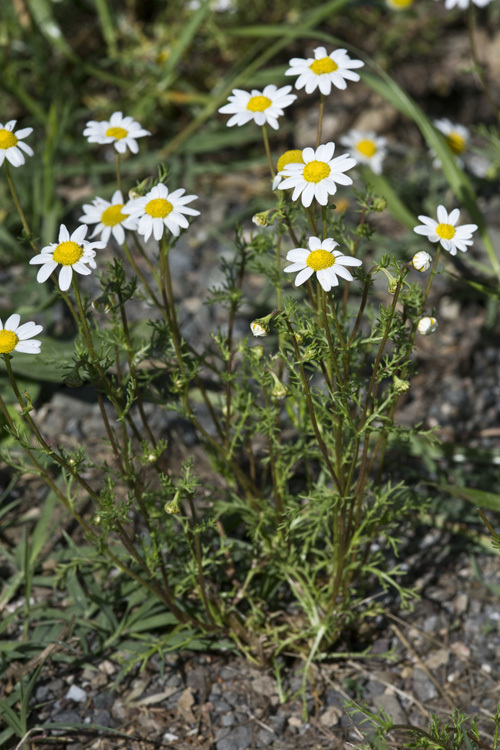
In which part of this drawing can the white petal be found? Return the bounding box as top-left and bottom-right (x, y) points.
(294, 267), (314, 286)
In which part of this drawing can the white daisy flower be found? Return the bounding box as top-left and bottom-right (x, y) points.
(83, 111), (151, 154)
(386, 0), (414, 9)
(435, 0), (491, 8)
(277, 142), (356, 208)
(0, 120), (33, 168)
(433, 119), (469, 167)
(218, 85), (296, 130)
(0, 314), (42, 355)
(285, 46), (364, 95)
(79, 190), (139, 245)
(412, 251), (433, 272)
(272, 149), (304, 189)
(284, 236), (362, 292)
(340, 130), (387, 174)
(123, 184), (200, 242)
(417, 316), (438, 335)
(413, 205), (478, 256)
(29, 225), (105, 292)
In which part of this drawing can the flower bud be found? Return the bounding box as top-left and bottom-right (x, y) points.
(417, 316), (438, 335)
(270, 371), (287, 400)
(91, 294), (112, 314)
(250, 345), (264, 360)
(250, 320), (269, 337)
(412, 251), (432, 273)
(393, 376), (410, 394)
(371, 195), (387, 213)
(164, 498), (180, 514)
(252, 210), (273, 228)
(250, 310), (279, 337)
(388, 278), (398, 295)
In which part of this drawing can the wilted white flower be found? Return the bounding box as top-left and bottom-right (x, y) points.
(286, 46), (364, 95)
(250, 321), (269, 337)
(412, 251), (433, 272)
(123, 184), (200, 242)
(218, 85), (296, 130)
(340, 130), (387, 174)
(277, 142), (356, 207)
(83, 111), (150, 154)
(0, 120), (33, 168)
(413, 205), (478, 255)
(79, 190), (138, 244)
(0, 314), (42, 355)
(29, 225), (105, 292)
(417, 316), (438, 335)
(284, 236), (362, 292)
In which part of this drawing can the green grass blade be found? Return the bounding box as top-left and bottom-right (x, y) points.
(160, 0), (213, 91)
(438, 483), (500, 512)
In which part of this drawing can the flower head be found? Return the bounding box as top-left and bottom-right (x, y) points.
(286, 46), (364, 95)
(29, 225), (105, 291)
(218, 85), (296, 130)
(386, 0), (414, 8)
(340, 130), (387, 174)
(79, 190), (138, 245)
(277, 142), (356, 207)
(0, 314), (42, 355)
(0, 121), (33, 168)
(417, 316), (438, 335)
(83, 111), (150, 154)
(284, 236), (362, 292)
(412, 251), (433, 272)
(123, 183), (200, 242)
(272, 149), (304, 189)
(434, 0), (491, 8)
(413, 205), (478, 255)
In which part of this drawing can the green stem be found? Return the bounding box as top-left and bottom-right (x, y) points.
(262, 125), (275, 179)
(4, 162), (39, 254)
(115, 153), (123, 194)
(316, 93), (325, 149)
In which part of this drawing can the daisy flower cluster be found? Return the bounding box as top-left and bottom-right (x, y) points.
(284, 237), (362, 292)
(83, 111), (151, 154)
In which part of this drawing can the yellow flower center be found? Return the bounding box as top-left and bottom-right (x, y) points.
(436, 223), (455, 240)
(101, 204), (126, 226)
(388, 0), (414, 7)
(53, 241), (84, 266)
(446, 132), (466, 155)
(145, 198), (173, 218)
(357, 139), (377, 157)
(105, 126), (128, 140)
(303, 160), (331, 183)
(247, 95), (272, 112)
(277, 149), (304, 172)
(309, 57), (338, 75)
(307, 249), (335, 271)
(0, 129), (18, 150)
(0, 329), (18, 354)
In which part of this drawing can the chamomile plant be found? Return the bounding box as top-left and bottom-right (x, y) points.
(0, 37), (486, 669)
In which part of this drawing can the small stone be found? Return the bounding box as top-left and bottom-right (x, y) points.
(319, 706), (342, 727)
(413, 668), (438, 702)
(65, 685), (87, 703)
(93, 691), (114, 709)
(92, 709), (111, 726)
(372, 691), (406, 724)
(215, 725), (252, 750)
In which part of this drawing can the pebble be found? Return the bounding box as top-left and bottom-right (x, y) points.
(65, 684), (87, 703)
(215, 724), (252, 750)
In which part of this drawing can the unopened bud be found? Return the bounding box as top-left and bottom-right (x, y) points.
(91, 295), (111, 314)
(393, 376), (410, 394)
(412, 251), (433, 273)
(388, 278), (398, 294)
(164, 498), (180, 514)
(270, 371), (287, 400)
(250, 345), (264, 360)
(252, 210), (273, 228)
(371, 195), (387, 213)
(250, 320), (269, 337)
(417, 316), (438, 335)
